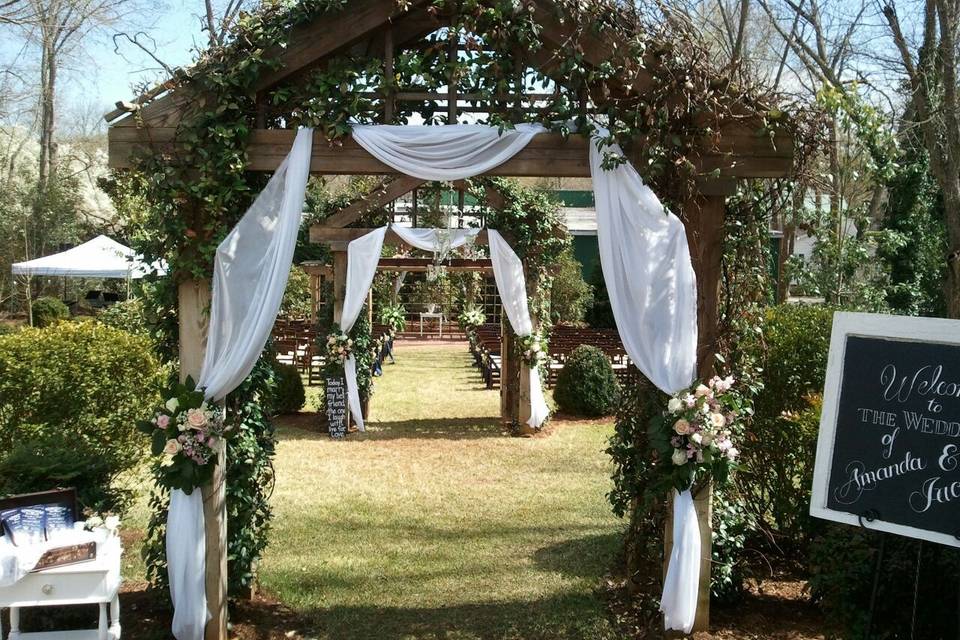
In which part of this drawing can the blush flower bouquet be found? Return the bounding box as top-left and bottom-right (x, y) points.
(516, 333), (548, 368)
(137, 376), (230, 493)
(648, 374), (746, 493)
(325, 328), (353, 365)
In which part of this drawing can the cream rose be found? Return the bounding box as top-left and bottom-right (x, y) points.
(671, 448), (688, 466)
(163, 439), (182, 455)
(165, 397), (179, 412)
(187, 408), (208, 429)
(673, 419), (691, 435)
(710, 412), (726, 428)
(667, 397), (683, 413)
(694, 383), (711, 397)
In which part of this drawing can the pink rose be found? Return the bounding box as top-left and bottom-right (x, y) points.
(156, 414), (170, 429)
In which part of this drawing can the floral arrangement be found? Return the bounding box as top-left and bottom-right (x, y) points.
(325, 329), (353, 364)
(137, 376), (230, 493)
(516, 333), (549, 368)
(458, 306), (485, 330)
(648, 374), (745, 493)
(83, 514), (121, 536)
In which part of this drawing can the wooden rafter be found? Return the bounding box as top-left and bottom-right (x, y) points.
(322, 175), (426, 228)
(309, 226), (493, 246)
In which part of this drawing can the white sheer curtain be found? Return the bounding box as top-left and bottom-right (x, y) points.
(487, 229), (550, 428)
(167, 128), (314, 640)
(339, 226), (388, 431)
(589, 128), (699, 633)
(352, 124), (545, 180)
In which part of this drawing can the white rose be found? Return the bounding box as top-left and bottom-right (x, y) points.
(163, 439), (182, 455)
(690, 432), (703, 445)
(667, 397), (683, 413)
(165, 397), (179, 412)
(85, 516), (104, 529)
(671, 449), (688, 466)
(710, 412), (726, 428)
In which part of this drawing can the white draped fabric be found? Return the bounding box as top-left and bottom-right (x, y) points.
(167, 128), (314, 640)
(487, 229), (550, 428)
(391, 226), (481, 251)
(162, 123), (701, 635)
(660, 489), (702, 633)
(340, 226), (389, 431)
(589, 128), (699, 633)
(352, 123), (545, 180)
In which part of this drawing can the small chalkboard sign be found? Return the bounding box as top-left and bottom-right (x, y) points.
(811, 312), (960, 547)
(326, 375), (348, 439)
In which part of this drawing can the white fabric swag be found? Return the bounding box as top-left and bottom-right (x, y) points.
(165, 123), (700, 639)
(167, 129), (314, 640)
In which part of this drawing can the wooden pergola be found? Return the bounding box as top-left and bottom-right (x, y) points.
(105, 1), (795, 637)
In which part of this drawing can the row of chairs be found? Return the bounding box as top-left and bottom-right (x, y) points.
(546, 326), (639, 387)
(466, 324), (502, 388)
(273, 318), (325, 385)
(465, 324), (641, 389)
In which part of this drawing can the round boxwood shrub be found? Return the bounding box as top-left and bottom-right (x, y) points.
(273, 362), (305, 414)
(554, 345), (619, 416)
(0, 322), (164, 513)
(32, 296), (70, 327)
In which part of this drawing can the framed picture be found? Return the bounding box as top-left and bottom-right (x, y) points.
(810, 312), (960, 548)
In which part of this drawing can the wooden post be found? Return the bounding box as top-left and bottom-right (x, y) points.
(331, 250), (352, 427)
(515, 268), (540, 436)
(663, 193), (726, 636)
(178, 280), (228, 640)
(500, 313), (517, 425)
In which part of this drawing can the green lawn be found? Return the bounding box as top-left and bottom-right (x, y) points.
(262, 341), (624, 639)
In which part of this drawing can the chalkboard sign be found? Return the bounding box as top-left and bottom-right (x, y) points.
(811, 312), (960, 548)
(326, 375), (348, 439)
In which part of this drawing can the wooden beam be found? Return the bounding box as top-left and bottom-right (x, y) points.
(254, 0), (427, 92)
(323, 176), (426, 228)
(109, 127), (794, 178)
(377, 257), (492, 272)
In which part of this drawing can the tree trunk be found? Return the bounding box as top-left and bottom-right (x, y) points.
(942, 184), (960, 318)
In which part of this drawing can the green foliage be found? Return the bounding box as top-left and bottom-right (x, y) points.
(809, 525), (960, 639)
(97, 298), (150, 337)
(550, 247), (593, 325)
(0, 322), (163, 513)
(31, 296), (70, 327)
(740, 304), (834, 546)
(585, 258), (616, 329)
(876, 143), (947, 316)
(273, 362), (306, 414)
(280, 266), (312, 319)
(554, 345), (618, 417)
(378, 303), (406, 332)
(0, 432), (132, 514)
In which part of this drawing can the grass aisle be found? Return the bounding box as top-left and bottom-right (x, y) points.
(263, 342), (624, 639)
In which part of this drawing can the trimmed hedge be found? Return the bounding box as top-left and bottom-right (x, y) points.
(273, 362), (306, 414)
(554, 345), (619, 416)
(0, 322), (163, 512)
(32, 296), (70, 327)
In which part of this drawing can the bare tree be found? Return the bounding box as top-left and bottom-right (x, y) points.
(882, 0), (960, 317)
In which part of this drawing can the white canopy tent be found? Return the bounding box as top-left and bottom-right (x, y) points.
(11, 235), (164, 279)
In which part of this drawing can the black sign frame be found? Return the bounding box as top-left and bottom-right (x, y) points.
(326, 375), (348, 439)
(811, 312), (960, 548)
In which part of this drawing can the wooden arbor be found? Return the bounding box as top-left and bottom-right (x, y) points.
(105, 1), (795, 638)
